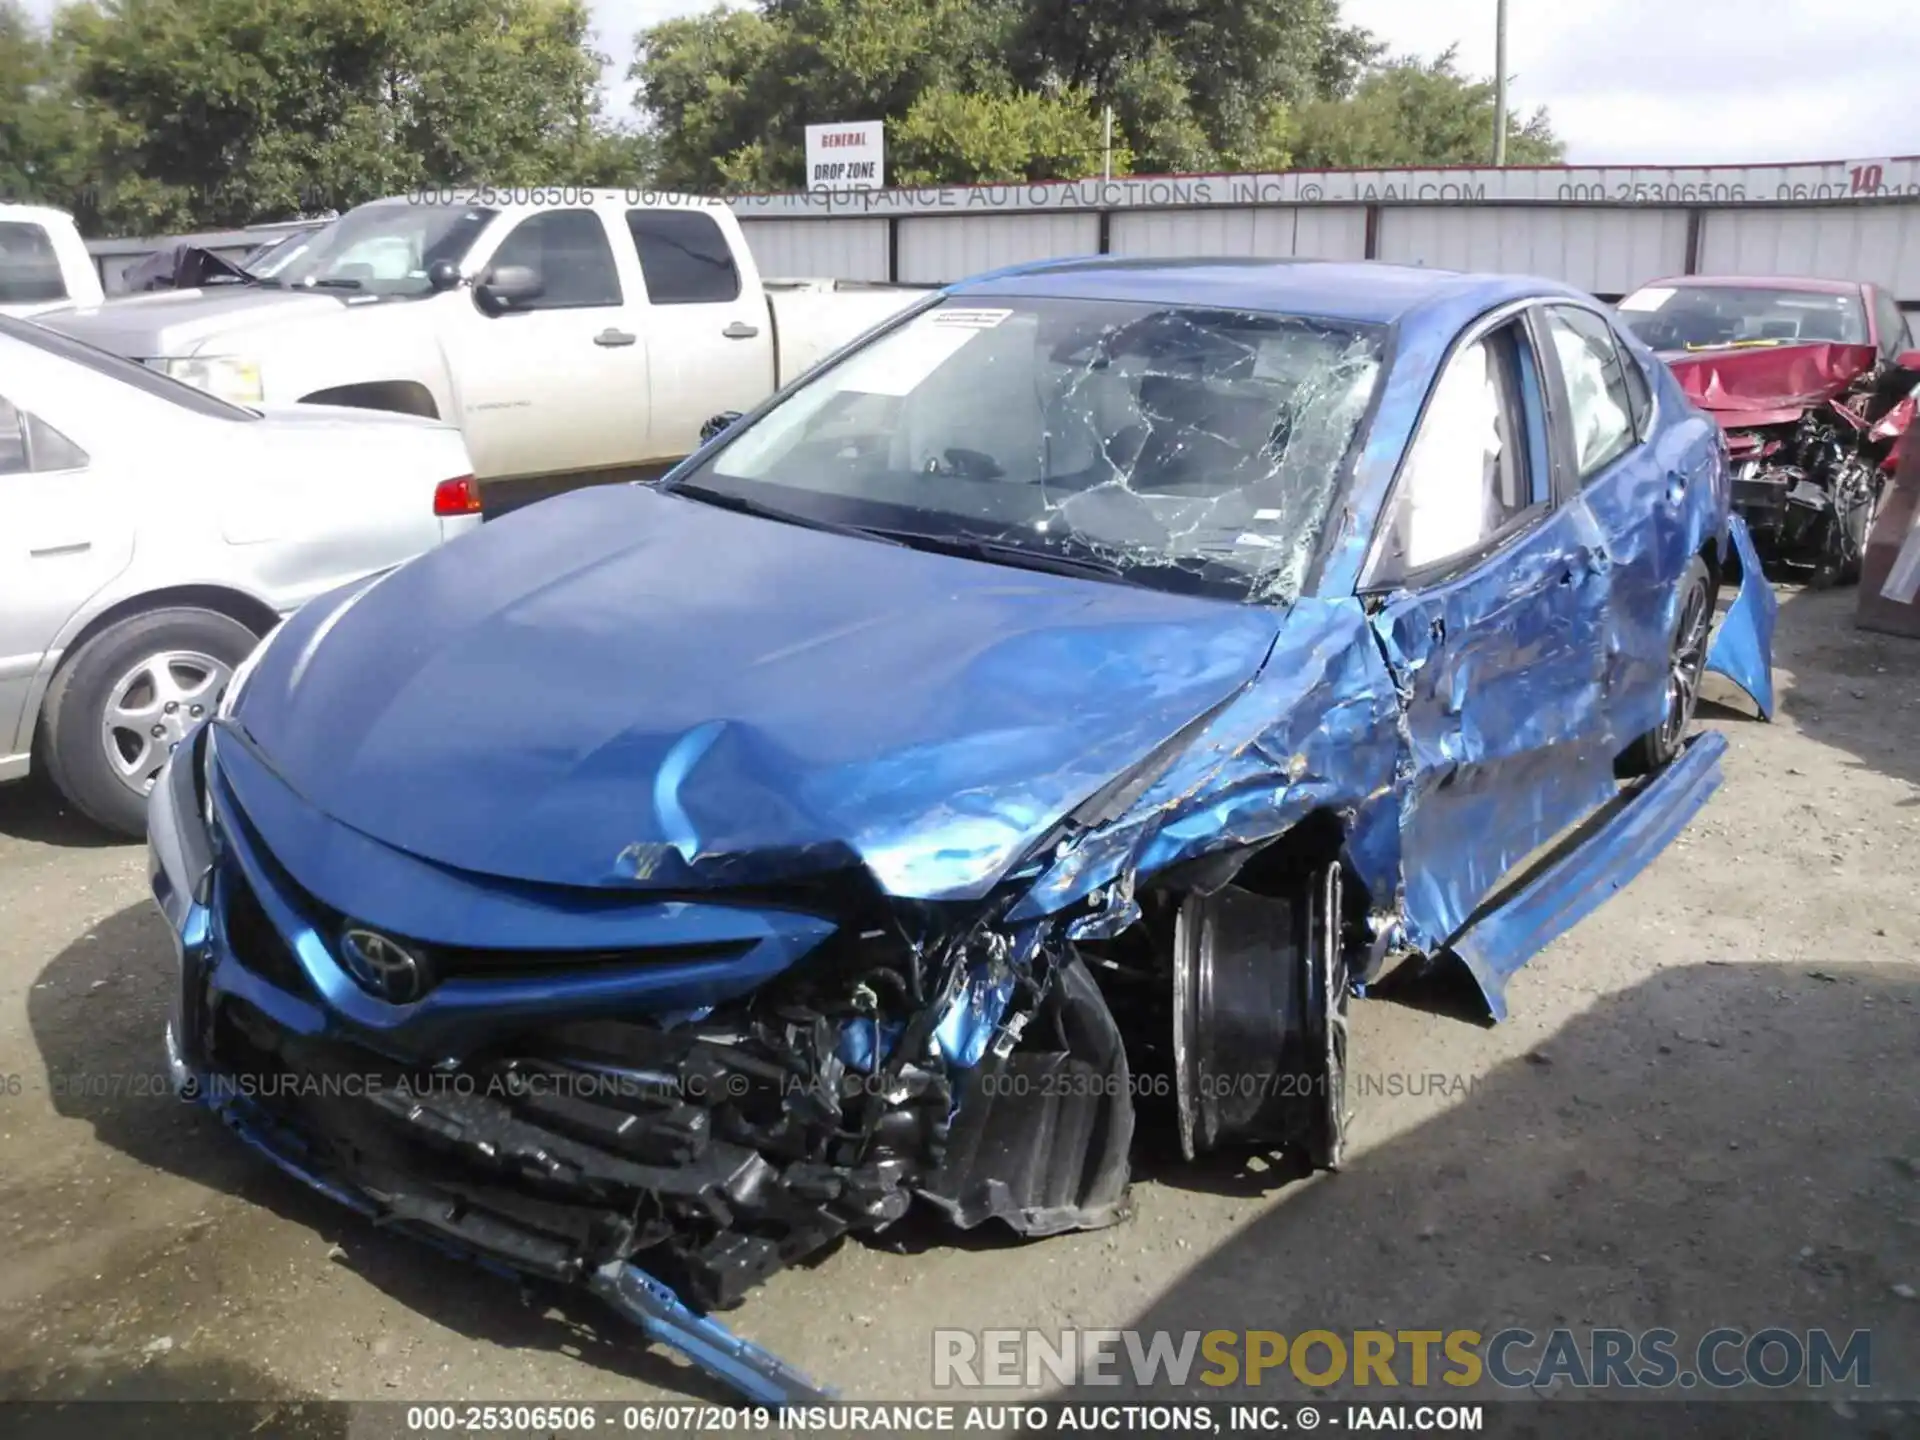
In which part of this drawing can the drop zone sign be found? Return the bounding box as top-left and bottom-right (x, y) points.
(806, 121), (885, 191)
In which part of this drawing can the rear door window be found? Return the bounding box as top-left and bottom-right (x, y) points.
(1543, 306), (1638, 479)
(624, 210), (742, 304)
(0, 222), (67, 304)
(0, 393), (89, 473)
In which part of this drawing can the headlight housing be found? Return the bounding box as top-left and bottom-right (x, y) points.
(149, 354), (264, 405)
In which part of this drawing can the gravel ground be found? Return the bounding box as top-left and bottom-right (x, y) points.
(1, 584), (1917, 1419)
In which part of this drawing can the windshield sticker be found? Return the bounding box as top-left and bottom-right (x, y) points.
(837, 322), (990, 396)
(930, 308), (1014, 330)
(1619, 288), (1674, 313)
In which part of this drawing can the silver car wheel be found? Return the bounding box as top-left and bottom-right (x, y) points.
(98, 648), (231, 797)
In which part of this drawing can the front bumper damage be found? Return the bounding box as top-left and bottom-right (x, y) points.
(149, 724), (1134, 1403)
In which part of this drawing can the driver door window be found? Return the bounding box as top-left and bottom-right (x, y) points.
(1372, 319), (1544, 582)
(485, 210), (622, 311)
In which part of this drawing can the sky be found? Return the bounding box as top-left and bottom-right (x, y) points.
(1338, 0), (1920, 166)
(24, 0), (1920, 168)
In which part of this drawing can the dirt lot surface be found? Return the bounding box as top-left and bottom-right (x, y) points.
(1, 585), (1918, 1423)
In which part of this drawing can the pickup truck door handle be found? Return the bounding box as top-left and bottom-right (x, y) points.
(30, 541), (91, 558)
(722, 321), (760, 340)
(594, 328), (637, 347)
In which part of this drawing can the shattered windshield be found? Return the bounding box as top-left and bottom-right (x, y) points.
(260, 202), (497, 295)
(675, 295), (1385, 604)
(1618, 284), (1869, 352)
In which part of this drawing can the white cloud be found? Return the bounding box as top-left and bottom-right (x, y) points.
(1340, 0), (1920, 164)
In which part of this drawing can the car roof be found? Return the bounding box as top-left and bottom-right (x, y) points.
(947, 257), (1592, 327)
(0, 202), (77, 227)
(1634, 273), (1866, 296)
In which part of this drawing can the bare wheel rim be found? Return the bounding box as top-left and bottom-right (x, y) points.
(98, 649), (232, 798)
(1660, 580), (1712, 754)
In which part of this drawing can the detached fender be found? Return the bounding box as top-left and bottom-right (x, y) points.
(1704, 514), (1778, 719)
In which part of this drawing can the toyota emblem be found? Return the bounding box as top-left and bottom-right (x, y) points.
(339, 927), (427, 1003)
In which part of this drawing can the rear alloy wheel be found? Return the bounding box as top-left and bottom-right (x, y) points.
(1619, 557), (1713, 777)
(40, 607), (258, 837)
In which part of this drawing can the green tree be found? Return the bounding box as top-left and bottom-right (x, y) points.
(891, 87), (1128, 186)
(0, 2), (95, 208)
(1293, 45), (1564, 169)
(54, 0), (641, 234)
(633, 0), (1561, 190)
(636, 0), (1020, 191)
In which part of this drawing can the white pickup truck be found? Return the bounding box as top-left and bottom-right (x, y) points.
(0, 204), (106, 318)
(40, 192), (926, 511)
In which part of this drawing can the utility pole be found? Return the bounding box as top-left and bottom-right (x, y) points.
(1103, 106), (1113, 182)
(1492, 0), (1509, 166)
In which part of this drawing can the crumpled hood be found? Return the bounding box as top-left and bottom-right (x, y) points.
(37, 285), (345, 357)
(1663, 341), (1878, 421)
(232, 484), (1286, 901)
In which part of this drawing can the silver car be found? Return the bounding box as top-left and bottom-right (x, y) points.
(0, 316), (481, 835)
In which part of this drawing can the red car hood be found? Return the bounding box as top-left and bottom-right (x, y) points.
(1664, 342), (1877, 427)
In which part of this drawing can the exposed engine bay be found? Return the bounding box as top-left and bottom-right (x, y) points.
(196, 847), (1348, 1322)
(1726, 361), (1917, 586)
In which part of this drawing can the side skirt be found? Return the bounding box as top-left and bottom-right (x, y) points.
(1448, 731), (1727, 1021)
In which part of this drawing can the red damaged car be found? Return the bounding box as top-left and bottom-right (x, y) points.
(1617, 274), (1920, 585)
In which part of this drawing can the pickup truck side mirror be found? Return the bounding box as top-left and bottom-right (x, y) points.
(476, 264), (543, 315)
(426, 258), (463, 293)
(700, 411), (744, 444)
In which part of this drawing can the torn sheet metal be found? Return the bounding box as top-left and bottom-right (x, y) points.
(1451, 731), (1726, 1019)
(589, 1265), (832, 1404)
(1703, 514), (1779, 718)
(1007, 597), (1404, 926)
(1665, 342), (1880, 421)
(190, 1058), (832, 1403)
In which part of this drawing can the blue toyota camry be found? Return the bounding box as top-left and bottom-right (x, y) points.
(147, 258), (1776, 1401)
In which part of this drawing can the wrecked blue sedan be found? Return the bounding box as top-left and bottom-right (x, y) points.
(147, 259), (1775, 1400)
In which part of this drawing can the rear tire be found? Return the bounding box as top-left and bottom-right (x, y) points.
(39, 607), (259, 838)
(1618, 557), (1713, 778)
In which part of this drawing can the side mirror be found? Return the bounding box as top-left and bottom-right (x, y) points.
(1898, 349), (1920, 373)
(701, 411), (744, 444)
(426, 258), (463, 293)
(475, 264), (542, 314)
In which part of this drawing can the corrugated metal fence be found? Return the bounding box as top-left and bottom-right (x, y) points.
(727, 157), (1920, 304)
(85, 157), (1920, 305)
